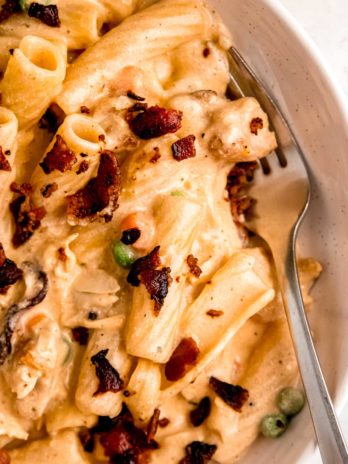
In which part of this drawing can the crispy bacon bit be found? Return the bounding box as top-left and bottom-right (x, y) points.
(98, 404), (158, 463)
(165, 337), (200, 382)
(67, 150), (121, 223)
(10, 194), (46, 248)
(79, 428), (95, 453)
(0, 243), (22, 294)
(80, 105), (90, 114)
(209, 376), (249, 412)
(172, 135), (196, 161)
(121, 228), (141, 245)
(179, 441), (217, 464)
(127, 246), (161, 287)
(206, 309), (224, 318)
(0, 449), (10, 464)
(28, 3), (61, 27)
(186, 254), (202, 278)
(98, 134), (106, 142)
(159, 417), (170, 428)
(127, 90), (145, 102)
(150, 146), (161, 163)
(76, 160), (89, 175)
(141, 267), (172, 315)
(40, 182), (58, 198)
(0, 147), (11, 171)
(250, 117), (264, 135)
(190, 397), (211, 427)
(10, 182), (32, 195)
(128, 102), (148, 113)
(40, 135), (77, 174)
(226, 161), (258, 242)
(147, 408), (160, 443)
(127, 246), (171, 315)
(39, 103), (66, 132)
(72, 327), (89, 346)
(57, 247), (67, 262)
(91, 349), (124, 395)
(4, 150), (10, 156)
(128, 105), (182, 140)
(0, 0), (19, 24)
(203, 47), (210, 58)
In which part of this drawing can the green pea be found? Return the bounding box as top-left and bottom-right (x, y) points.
(277, 387), (305, 416)
(112, 241), (137, 268)
(260, 413), (288, 438)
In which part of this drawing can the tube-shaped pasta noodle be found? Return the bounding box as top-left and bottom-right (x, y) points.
(162, 252), (275, 396)
(125, 195), (202, 363)
(212, 320), (298, 463)
(55, 0), (215, 113)
(75, 328), (132, 417)
(8, 430), (90, 464)
(46, 399), (97, 433)
(0, 108), (18, 230)
(124, 359), (161, 425)
(1, 36), (66, 127)
(31, 114), (106, 216)
(0, 380), (28, 440)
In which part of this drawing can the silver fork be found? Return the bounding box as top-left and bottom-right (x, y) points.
(228, 46), (348, 463)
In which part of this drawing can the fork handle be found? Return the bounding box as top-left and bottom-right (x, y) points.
(272, 233), (348, 464)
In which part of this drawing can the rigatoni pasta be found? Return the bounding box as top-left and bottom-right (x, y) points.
(0, 1), (320, 463)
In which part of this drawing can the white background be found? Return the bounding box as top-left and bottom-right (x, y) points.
(278, 0), (348, 462)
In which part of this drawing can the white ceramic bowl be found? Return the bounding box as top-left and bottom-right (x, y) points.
(210, 0), (348, 462)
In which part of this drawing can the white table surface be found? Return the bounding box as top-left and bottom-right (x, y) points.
(278, 0), (348, 462)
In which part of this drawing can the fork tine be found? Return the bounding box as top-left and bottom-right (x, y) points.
(228, 46), (300, 166)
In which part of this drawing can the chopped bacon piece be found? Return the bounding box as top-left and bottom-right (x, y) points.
(0, 147), (11, 171)
(209, 376), (249, 412)
(0, 243), (22, 294)
(79, 428), (94, 453)
(40, 135), (77, 174)
(0, 449), (10, 464)
(189, 397), (211, 427)
(128, 105), (182, 140)
(10, 182), (32, 195)
(76, 160), (89, 174)
(140, 267), (171, 315)
(39, 103), (66, 132)
(250, 117), (264, 135)
(186, 254), (202, 278)
(28, 3), (61, 27)
(67, 150), (121, 223)
(57, 247), (67, 262)
(127, 246), (161, 287)
(226, 161), (258, 242)
(127, 246), (171, 315)
(179, 441), (217, 464)
(172, 135), (196, 161)
(10, 194), (46, 248)
(91, 349), (124, 395)
(72, 327), (89, 346)
(121, 228), (141, 245)
(203, 47), (210, 58)
(40, 182), (58, 198)
(98, 404), (158, 463)
(159, 417), (170, 428)
(206, 309), (224, 318)
(0, 0), (19, 24)
(150, 147), (161, 163)
(146, 408), (160, 443)
(127, 90), (145, 102)
(165, 337), (200, 382)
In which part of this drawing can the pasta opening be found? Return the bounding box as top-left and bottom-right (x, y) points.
(70, 117), (101, 145)
(20, 37), (60, 72)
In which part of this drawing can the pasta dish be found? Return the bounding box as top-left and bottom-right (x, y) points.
(0, 0), (322, 463)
